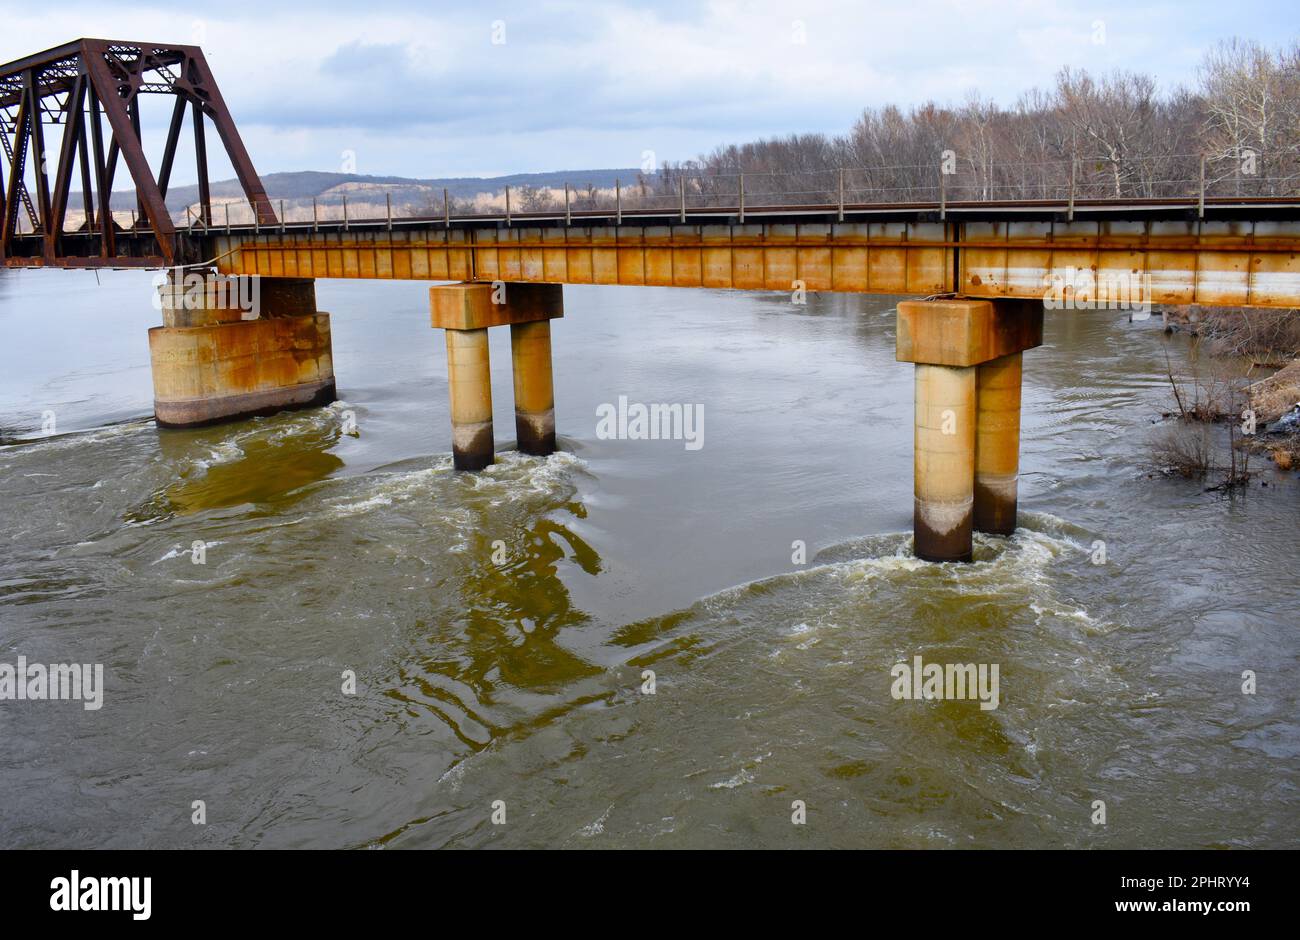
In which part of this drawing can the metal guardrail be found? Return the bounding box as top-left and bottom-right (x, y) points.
(7, 162), (1298, 243)
(10, 194), (1300, 248)
(116, 155), (1294, 231)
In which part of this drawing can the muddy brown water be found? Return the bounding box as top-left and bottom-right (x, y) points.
(0, 269), (1296, 848)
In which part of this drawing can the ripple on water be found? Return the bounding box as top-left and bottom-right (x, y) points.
(376, 513), (1150, 849)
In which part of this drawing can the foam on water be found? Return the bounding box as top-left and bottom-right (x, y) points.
(152, 540), (227, 564)
(315, 451), (586, 520)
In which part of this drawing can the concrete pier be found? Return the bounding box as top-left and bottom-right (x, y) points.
(510, 320), (556, 455)
(149, 273), (335, 428)
(897, 297), (1042, 562)
(914, 363), (977, 562)
(974, 352), (1023, 535)
(444, 328), (495, 470)
(431, 282), (563, 468)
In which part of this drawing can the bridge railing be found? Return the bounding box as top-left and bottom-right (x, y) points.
(389, 153), (1299, 224)
(24, 154), (1297, 237)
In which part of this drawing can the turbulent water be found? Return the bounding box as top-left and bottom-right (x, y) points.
(0, 269), (1296, 849)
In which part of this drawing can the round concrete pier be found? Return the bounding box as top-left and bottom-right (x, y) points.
(148, 313), (335, 428)
(510, 320), (556, 456)
(974, 352), (1023, 535)
(914, 363), (976, 562)
(445, 328), (495, 470)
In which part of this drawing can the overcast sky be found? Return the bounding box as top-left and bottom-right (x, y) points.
(3, 0), (1296, 184)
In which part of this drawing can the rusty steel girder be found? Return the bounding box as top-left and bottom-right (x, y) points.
(208, 213), (1300, 309)
(0, 38), (276, 268)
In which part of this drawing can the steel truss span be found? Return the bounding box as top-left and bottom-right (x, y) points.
(0, 38), (274, 267)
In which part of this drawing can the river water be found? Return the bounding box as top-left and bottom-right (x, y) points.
(0, 269), (1296, 848)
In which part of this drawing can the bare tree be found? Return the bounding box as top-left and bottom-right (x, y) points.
(1200, 38), (1300, 195)
(515, 184), (557, 213)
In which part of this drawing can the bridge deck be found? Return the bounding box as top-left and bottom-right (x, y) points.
(7, 198), (1300, 308)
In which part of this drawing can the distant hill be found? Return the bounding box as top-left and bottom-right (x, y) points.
(94, 169), (644, 214)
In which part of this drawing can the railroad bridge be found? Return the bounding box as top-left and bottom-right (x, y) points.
(4, 39), (1299, 561)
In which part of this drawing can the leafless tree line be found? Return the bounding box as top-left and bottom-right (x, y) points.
(640, 38), (1300, 208)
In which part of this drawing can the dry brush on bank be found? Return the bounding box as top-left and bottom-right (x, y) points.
(1152, 310), (1300, 484)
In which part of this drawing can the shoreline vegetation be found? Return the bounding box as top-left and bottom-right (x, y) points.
(1153, 306), (1300, 485)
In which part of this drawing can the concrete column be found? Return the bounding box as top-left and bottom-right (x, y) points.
(897, 296), (1043, 562)
(974, 351), (1023, 535)
(430, 282), (563, 469)
(914, 363), (976, 562)
(510, 320), (556, 456)
(445, 328), (494, 470)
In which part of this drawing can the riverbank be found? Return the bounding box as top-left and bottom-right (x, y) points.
(1153, 304), (1300, 478)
